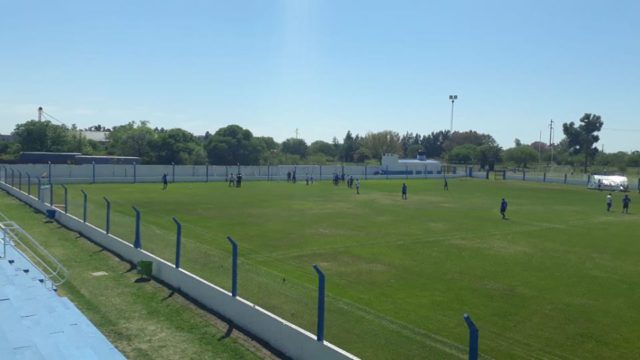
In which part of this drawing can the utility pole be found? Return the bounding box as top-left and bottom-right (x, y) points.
(295, 128), (299, 139)
(38, 107), (43, 121)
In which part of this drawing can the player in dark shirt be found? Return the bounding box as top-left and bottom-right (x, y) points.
(500, 198), (508, 219)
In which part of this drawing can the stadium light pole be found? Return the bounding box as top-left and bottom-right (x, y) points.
(449, 95), (458, 133)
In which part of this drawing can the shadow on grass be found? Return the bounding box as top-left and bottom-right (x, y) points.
(134, 277), (151, 283)
(123, 263), (136, 274)
(218, 324), (234, 341)
(161, 291), (175, 301)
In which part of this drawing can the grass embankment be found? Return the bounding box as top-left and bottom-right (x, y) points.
(0, 192), (273, 360)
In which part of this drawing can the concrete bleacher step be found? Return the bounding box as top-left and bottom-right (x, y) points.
(0, 236), (125, 359)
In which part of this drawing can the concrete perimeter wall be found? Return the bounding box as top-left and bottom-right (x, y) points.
(0, 163), (464, 184)
(0, 181), (359, 360)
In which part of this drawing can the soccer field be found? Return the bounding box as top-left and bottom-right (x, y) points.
(55, 178), (640, 359)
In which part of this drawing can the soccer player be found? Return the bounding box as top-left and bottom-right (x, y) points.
(606, 193), (613, 212)
(402, 183), (407, 200)
(228, 173), (235, 187)
(444, 177), (449, 191)
(162, 173), (168, 190)
(500, 198), (508, 219)
(355, 178), (360, 195)
(236, 173), (243, 188)
(622, 194), (631, 213)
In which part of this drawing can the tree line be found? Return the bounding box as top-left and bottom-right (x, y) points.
(1, 113), (638, 172)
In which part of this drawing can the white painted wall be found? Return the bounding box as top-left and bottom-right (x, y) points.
(1, 163), (465, 186)
(0, 181), (359, 360)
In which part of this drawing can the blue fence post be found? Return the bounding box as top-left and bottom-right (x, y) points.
(103, 197), (111, 234)
(313, 264), (326, 342)
(226, 236), (238, 297)
(17, 170), (22, 191)
(205, 164), (209, 182)
(48, 162), (53, 205)
(61, 185), (68, 213)
(37, 177), (42, 201)
(173, 217), (182, 269)
(463, 314), (479, 360)
(564, 173), (567, 184)
(172, 162), (176, 183)
(48, 161), (52, 201)
(92, 161), (96, 184)
(133, 206), (141, 249)
(81, 189), (88, 223)
(26, 173), (31, 195)
(133, 162), (137, 184)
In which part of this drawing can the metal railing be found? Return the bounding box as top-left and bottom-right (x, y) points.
(0, 212), (68, 289)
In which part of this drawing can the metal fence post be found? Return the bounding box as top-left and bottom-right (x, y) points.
(172, 162), (176, 183)
(133, 206), (141, 249)
(26, 173), (31, 195)
(61, 185), (68, 213)
(227, 236), (238, 297)
(205, 164), (209, 182)
(522, 170), (526, 181)
(543, 172), (546, 183)
(313, 264), (326, 342)
(463, 314), (479, 360)
(10, 169), (14, 187)
(48, 162), (53, 205)
(37, 177), (42, 201)
(81, 189), (88, 223)
(564, 173), (567, 184)
(173, 217), (182, 269)
(133, 162), (137, 183)
(92, 161), (96, 184)
(103, 197), (111, 234)
(17, 170), (22, 191)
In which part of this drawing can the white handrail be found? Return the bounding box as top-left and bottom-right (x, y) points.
(0, 214), (67, 288)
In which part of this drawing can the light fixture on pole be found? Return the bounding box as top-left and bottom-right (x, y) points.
(449, 95), (458, 132)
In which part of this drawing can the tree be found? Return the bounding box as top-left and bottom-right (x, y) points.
(281, 138), (308, 158)
(341, 131), (357, 162)
(421, 130), (450, 158)
(562, 113), (603, 172)
(154, 128), (206, 164)
(204, 125), (264, 165)
(308, 140), (337, 158)
(476, 144), (503, 170)
(446, 144), (478, 164)
(13, 120), (71, 152)
(360, 131), (402, 162)
(107, 121), (157, 162)
(503, 145), (538, 168)
(443, 130), (497, 152)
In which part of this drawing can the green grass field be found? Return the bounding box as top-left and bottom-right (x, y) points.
(45, 178), (640, 359)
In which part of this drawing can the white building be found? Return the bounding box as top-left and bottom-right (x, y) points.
(381, 153), (442, 175)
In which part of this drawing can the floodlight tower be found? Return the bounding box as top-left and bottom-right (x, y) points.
(449, 95), (458, 132)
(38, 107), (43, 121)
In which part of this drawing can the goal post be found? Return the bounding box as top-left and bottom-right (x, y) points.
(494, 170), (506, 180)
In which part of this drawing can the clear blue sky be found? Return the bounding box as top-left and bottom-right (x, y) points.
(1, 0), (638, 151)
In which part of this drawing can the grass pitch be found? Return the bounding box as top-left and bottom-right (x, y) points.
(49, 178), (640, 359)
